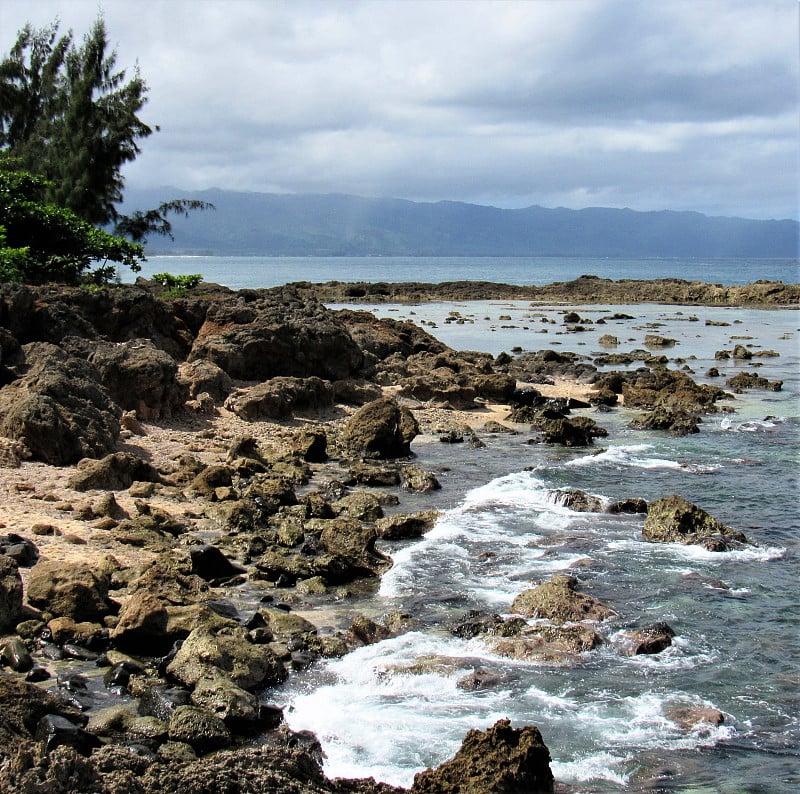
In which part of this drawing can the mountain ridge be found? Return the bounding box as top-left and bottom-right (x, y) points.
(122, 188), (799, 258)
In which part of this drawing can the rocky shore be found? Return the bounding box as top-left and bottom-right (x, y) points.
(0, 278), (777, 792)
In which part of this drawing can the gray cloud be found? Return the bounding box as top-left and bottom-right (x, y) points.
(1, 0), (797, 219)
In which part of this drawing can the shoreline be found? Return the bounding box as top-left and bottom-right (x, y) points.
(0, 278), (795, 791)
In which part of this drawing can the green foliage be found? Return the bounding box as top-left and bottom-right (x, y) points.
(151, 271), (203, 296)
(0, 166), (143, 284)
(0, 16), (212, 246)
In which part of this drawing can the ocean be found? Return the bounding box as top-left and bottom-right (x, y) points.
(141, 256), (798, 791)
(134, 255), (800, 289)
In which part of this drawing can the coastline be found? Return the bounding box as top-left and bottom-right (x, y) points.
(0, 278), (796, 792)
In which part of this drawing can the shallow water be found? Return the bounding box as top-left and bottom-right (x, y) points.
(271, 304), (800, 793)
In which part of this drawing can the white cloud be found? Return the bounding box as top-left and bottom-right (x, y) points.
(0, 0), (796, 219)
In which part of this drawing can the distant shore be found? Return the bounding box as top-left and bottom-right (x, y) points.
(275, 275), (800, 306)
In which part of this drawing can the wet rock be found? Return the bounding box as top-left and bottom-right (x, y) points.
(189, 544), (245, 582)
(412, 718), (554, 794)
(225, 376), (334, 420)
(644, 334), (676, 348)
(511, 575), (616, 623)
(26, 559), (113, 622)
(376, 510), (439, 540)
(318, 518), (393, 579)
(549, 489), (605, 513)
(0, 555), (23, 632)
(341, 396), (419, 459)
(349, 615), (393, 646)
(168, 705), (232, 754)
(617, 622), (676, 655)
(486, 624), (604, 662)
(35, 714), (101, 755)
(68, 451), (163, 492)
(401, 465), (442, 492)
(0, 342), (120, 465)
(449, 611), (504, 639)
(190, 671), (263, 732)
(138, 686), (192, 722)
(457, 668), (505, 692)
(664, 704), (725, 731)
(606, 498), (648, 514)
(1, 637), (33, 672)
(166, 625), (286, 690)
(540, 416), (606, 446)
(629, 407), (700, 436)
(726, 371), (782, 392)
(643, 495), (748, 548)
(46, 617), (105, 647)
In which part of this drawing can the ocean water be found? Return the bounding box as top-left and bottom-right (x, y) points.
(264, 300), (800, 793)
(134, 254), (800, 289)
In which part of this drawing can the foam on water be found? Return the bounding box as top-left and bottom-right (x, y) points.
(562, 444), (721, 472)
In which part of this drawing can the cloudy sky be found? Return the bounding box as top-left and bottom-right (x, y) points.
(1, 0), (797, 220)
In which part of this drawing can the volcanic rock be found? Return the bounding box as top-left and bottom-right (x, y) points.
(511, 575), (615, 623)
(341, 396), (418, 459)
(643, 495), (748, 548)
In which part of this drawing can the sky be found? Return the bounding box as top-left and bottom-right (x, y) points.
(1, 0), (797, 220)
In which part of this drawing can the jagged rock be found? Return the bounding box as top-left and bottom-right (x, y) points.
(629, 407), (700, 436)
(511, 575), (615, 623)
(318, 518), (393, 579)
(68, 452), (163, 492)
(168, 705), (232, 754)
(401, 465), (441, 492)
(540, 416), (606, 446)
(88, 339), (187, 420)
(188, 287), (362, 381)
(178, 358), (233, 401)
(333, 491), (384, 522)
(412, 718), (554, 794)
(225, 376), (333, 420)
(617, 622), (676, 655)
(166, 625), (286, 690)
(726, 371), (782, 392)
(292, 429), (328, 462)
(0, 554), (25, 633)
(138, 686), (192, 723)
(190, 671), (264, 732)
(486, 624), (604, 662)
(616, 369), (727, 414)
(376, 510), (439, 540)
(26, 559), (112, 622)
(0, 532), (39, 568)
(643, 495), (747, 549)
(448, 611), (503, 639)
(348, 462), (401, 486)
(0, 343), (120, 465)
(341, 396), (418, 459)
(732, 344), (752, 360)
(190, 464), (234, 499)
(549, 489), (605, 512)
(606, 498), (648, 514)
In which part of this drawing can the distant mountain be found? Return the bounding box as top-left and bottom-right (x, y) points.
(122, 188), (799, 258)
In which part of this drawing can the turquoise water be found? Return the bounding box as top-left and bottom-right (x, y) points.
(134, 255), (800, 289)
(270, 302), (799, 793)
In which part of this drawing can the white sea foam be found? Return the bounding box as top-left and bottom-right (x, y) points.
(720, 416), (784, 432)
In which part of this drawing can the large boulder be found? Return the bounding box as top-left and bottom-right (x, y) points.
(225, 376), (333, 420)
(341, 396), (418, 459)
(188, 287), (362, 381)
(412, 718), (554, 794)
(511, 575), (615, 623)
(166, 625), (286, 690)
(25, 559), (113, 622)
(88, 339), (187, 420)
(643, 495), (748, 549)
(178, 358), (233, 401)
(0, 343), (119, 465)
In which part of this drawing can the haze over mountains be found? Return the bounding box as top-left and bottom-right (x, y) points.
(125, 188), (798, 259)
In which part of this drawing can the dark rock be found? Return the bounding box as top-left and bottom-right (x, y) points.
(0, 343), (120, 465)
(341, 396), (418, 459)
(412, 718), (554, 794)
(0, 534), (39, 567)
(332, 378), (383, 405)
(188, 287), (362, 381)
(190, 464), (234, 500)
(726, 371), (782, 392)
(348, 462), (401, 486)
(190, 671), (264, 732)
(292, 428), (328, 462)
(511, 575), (616, 623)
(34, 714), (101, 755)
(629, 407), (700, 436)
(88, 339), (187, 420)
(457, 669), (504, 692)
(349, 615), (393, 646)
(0, 555), (23, 632)
(67, 452), (163, 492)
(189, 544), (245, 582)
(1, 637), (34, 672)
(138, 686), (192, 722)
(606, 498), (648, 514)
(168, 705), (232, 754)
(472, 373), (517, 402)
(618, 622), (676, 656)
(644, 334), (676, 347)
(333, 491), (384, 522)
(643, 495), (748, 548)
(449, 610), (503, 639)
(549, 489), (605, 512)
